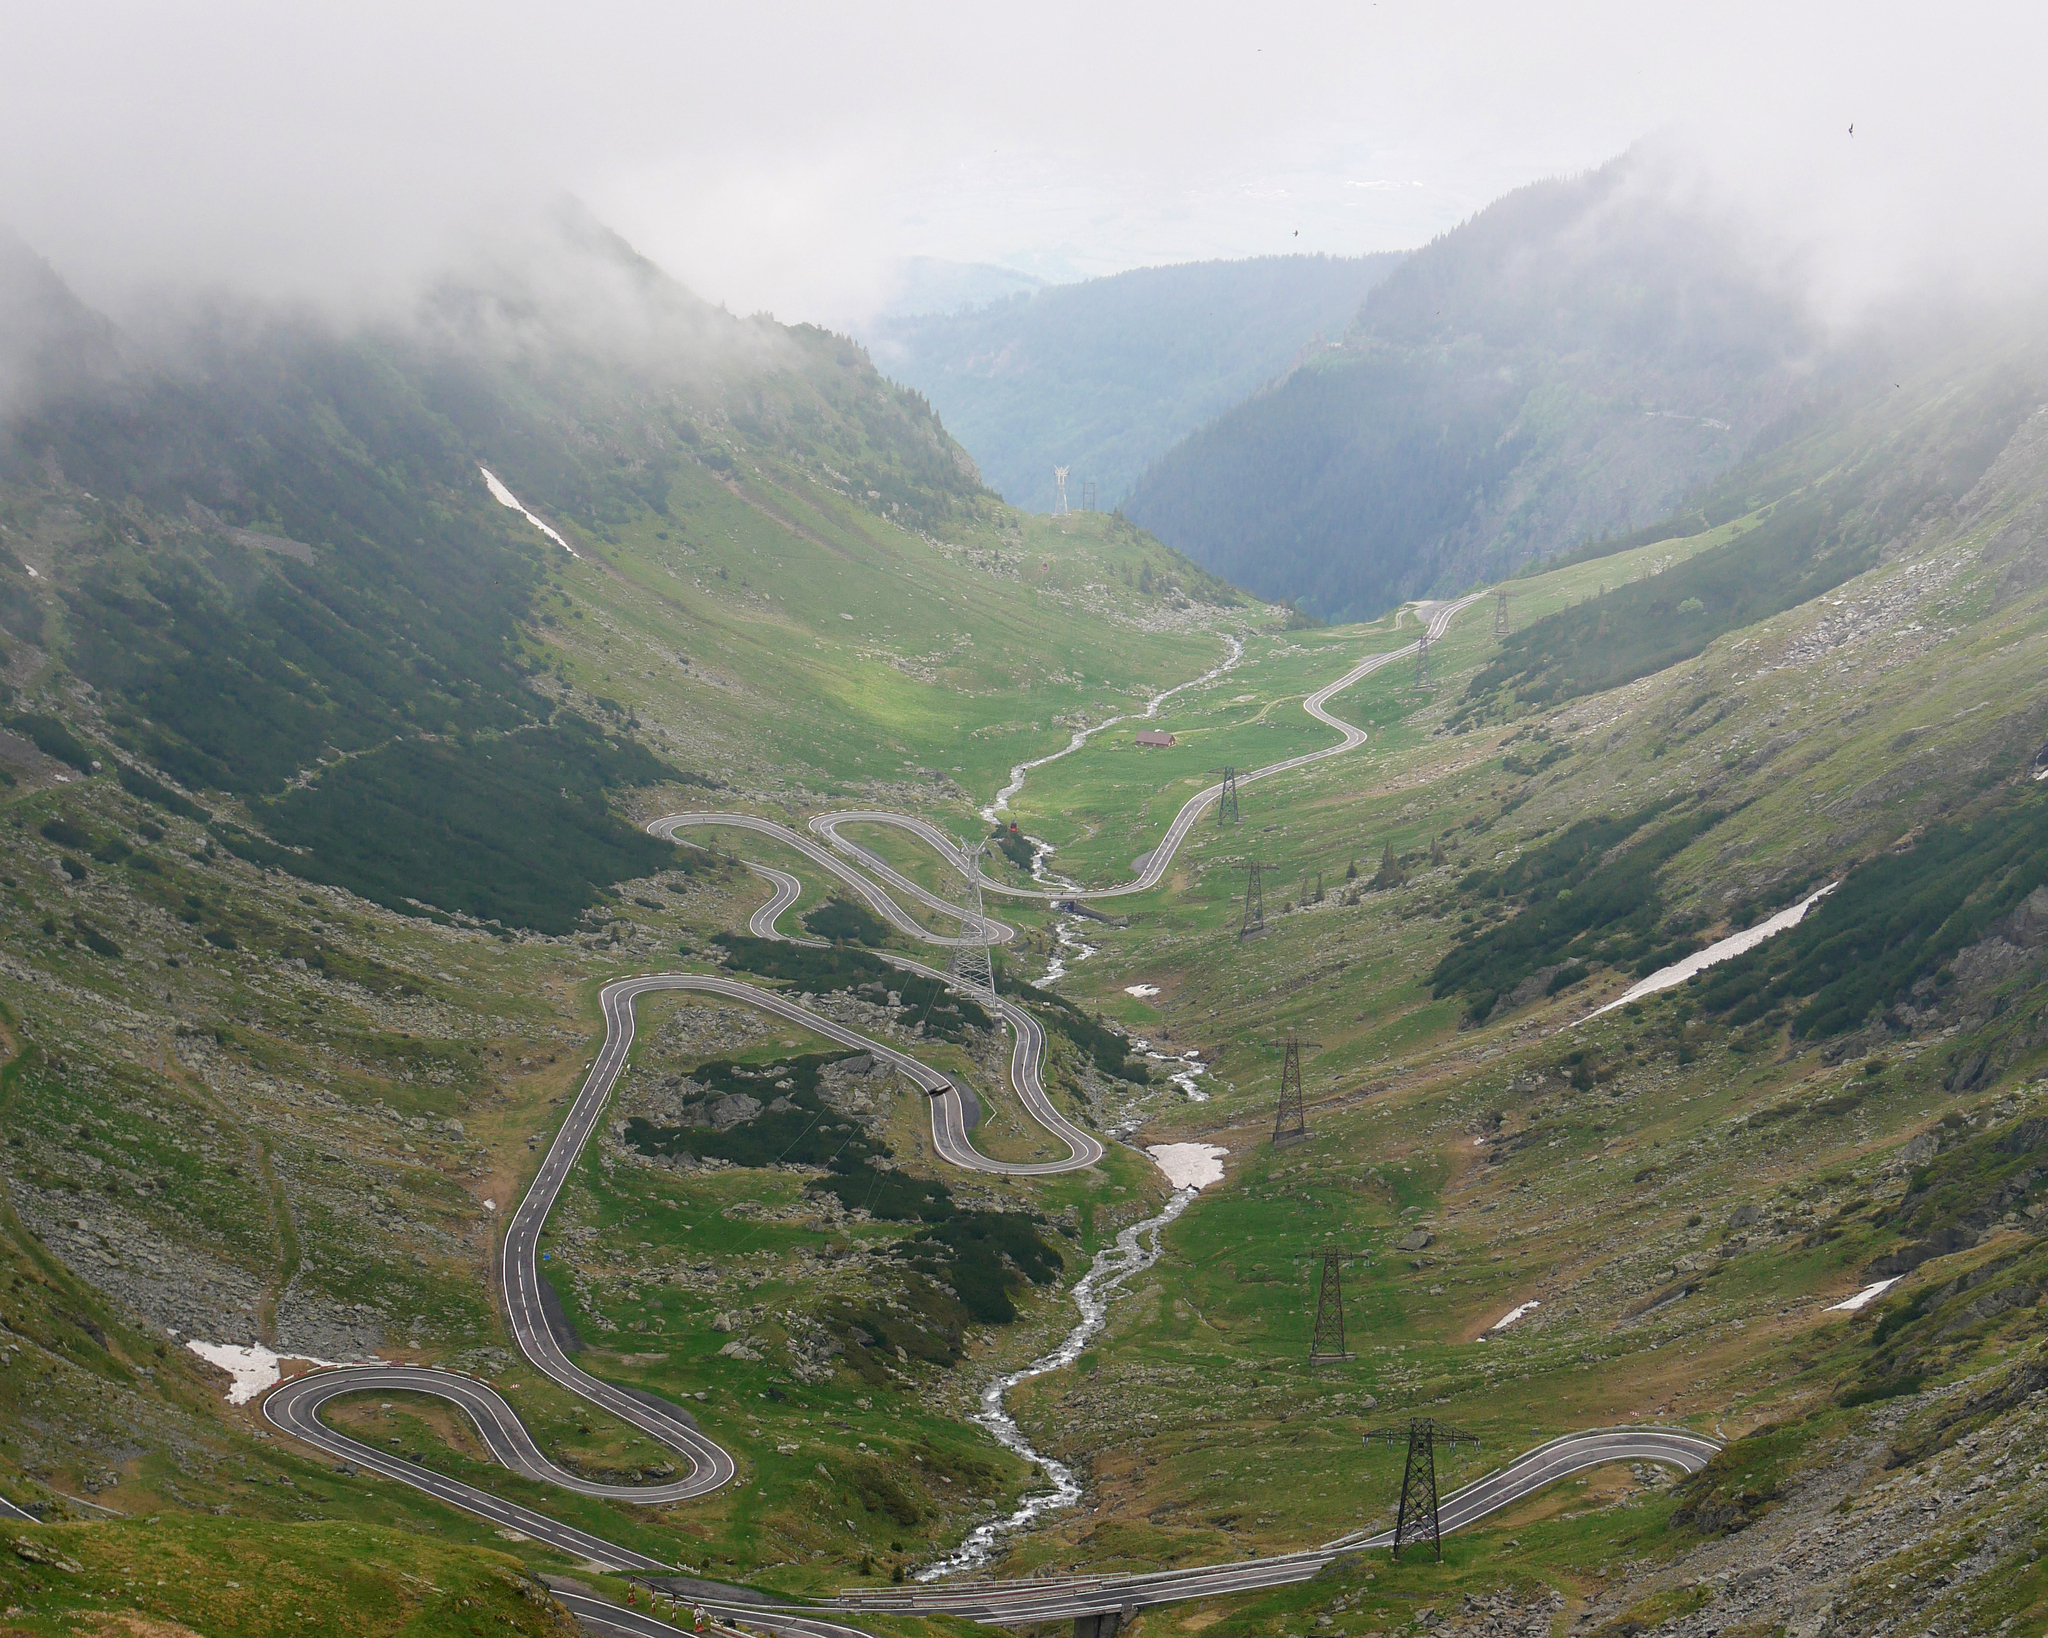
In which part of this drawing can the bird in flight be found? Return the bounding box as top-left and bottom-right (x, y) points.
(1848, 123), (1855, 135)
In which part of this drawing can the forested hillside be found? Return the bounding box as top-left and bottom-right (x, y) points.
(1124, 152), (1833, 621)
(864, 252), (1400, 513)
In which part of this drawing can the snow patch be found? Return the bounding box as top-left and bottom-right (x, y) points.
(1827, 1277), (1900, 1313)
(479, 465), (582, 559)
(1124, 984), (1161, 999)
(185, 1340), (349, 1405)
(1146, 1143), (1227, 1190)
(1582, 883), (1839, 1022)
(1488, 1300), (1541, 1332)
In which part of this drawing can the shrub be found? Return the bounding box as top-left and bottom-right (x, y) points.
(245, 718), (676, 933)
(803, 897), (889, 946)
(8, 713), (96, 773)
(713, 934), (990, 1041)
(1696, 790), (2048, 1036)
(116, 764), (208, 820)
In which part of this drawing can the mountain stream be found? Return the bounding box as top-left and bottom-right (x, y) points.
(916, 1178), (1210, 1580)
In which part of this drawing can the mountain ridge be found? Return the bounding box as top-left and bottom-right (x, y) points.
(1124, 151), (1845, 621)
(864, 250), (1402, 513)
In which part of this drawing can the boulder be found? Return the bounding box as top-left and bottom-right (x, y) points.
(705, 1093), (762, 1130)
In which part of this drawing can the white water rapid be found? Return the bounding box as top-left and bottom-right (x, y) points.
(916, 1185), (1201, 1580)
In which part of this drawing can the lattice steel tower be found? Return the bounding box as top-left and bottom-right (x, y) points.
(1309, 1246), (1361, 1359)
(1239, 861), (1269, 939)
(1209, 766), (1239, 827)
(1272, 1029), (1311, 1145)
(1415, 629), (1432, 690)
(948, 838), (996, 1006)
(1362, 1419), (1482, 1560)
(1493, 586), (1510, 638)
(1052, 466), (1070, 517)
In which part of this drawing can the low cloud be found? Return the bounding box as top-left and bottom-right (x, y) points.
(1, 3), (2043, 333)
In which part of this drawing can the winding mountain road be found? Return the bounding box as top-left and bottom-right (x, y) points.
(656, 813), (1010, 947)
(828, 1427), (1719, 1623)
(260, 966), (1096, 1531)
(789, 594), (1485, 906)
(247, 592), (1711, 1628)
(744, 864), (816, 942)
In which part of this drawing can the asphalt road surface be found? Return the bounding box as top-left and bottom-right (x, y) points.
(263, 1366), (671, 1572)
(743, 864), (818, 942)
(257, 968), (1098, 1565)
(665, 595), (1480, 921)
(555, 1586), (876, 1638)
(829, 1427), (1720, 1622)
(653, 812), (1011, 948)
(722, 866), (1100, 1174)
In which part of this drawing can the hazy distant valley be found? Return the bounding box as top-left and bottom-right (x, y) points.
(862, 251), (1399, 516)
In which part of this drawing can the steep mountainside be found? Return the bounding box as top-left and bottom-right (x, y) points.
(864, 252), (1401, 513)
(0, 209), (1259, 1618)
(1124, 151), (1837, 621)
(0, 212), (998, 931)
(988, 360), (2048, 1633)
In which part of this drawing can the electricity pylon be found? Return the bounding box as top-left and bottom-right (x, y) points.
(1207, 766), (1239, 826)
(1361, 1419), (1483, 1560)
(1309, 1246), (1365, 1360)
(1493, 586), (1510, 638)
(1272, 1028), (1317, 1145)
(949, 838), (996, 1006)
(1415, 629), (1432, 690)
(1239, 861), (1271, 939)
(1052, 466), (1070, 517)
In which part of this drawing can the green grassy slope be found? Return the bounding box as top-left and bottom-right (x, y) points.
(0, 213), (1261, 1619)
(7, 206), (2048, 1638)
(993, 387), (2048, 1634)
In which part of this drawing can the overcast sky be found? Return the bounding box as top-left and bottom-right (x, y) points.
(4, 1), (2043, 328)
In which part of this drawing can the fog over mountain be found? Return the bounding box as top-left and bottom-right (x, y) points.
(1122, 149), (1834, 618)
(5, 4), (2047, 336)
